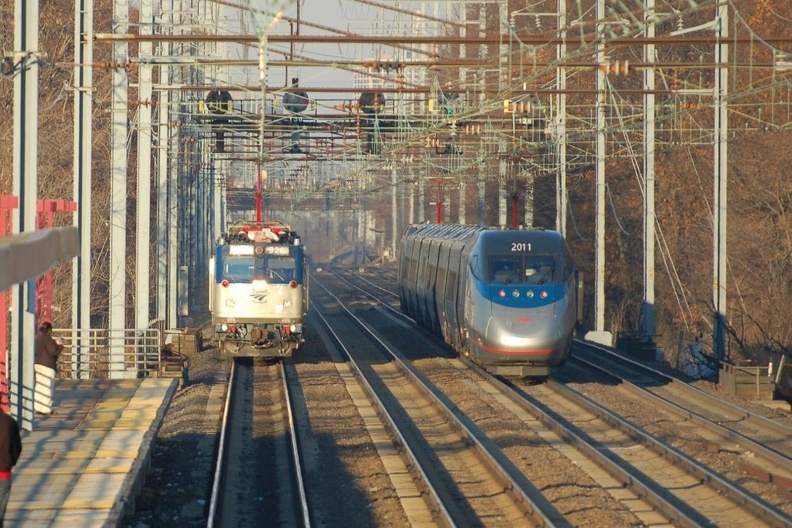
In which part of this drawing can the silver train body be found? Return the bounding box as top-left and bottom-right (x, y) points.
(398, 224), (582, 378)
(209, 222), (308, 358)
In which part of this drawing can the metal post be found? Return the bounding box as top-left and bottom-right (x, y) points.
(713, 3), (729, 361)
(73, 0), (93, 343)
(596, 0), (606, 333)
(498, 156), (507, 227)
(156, 7), (171, 326)
(556, 0), (567, 236)
(523, 170), (534, 228)
(136, 0), (153, 331)
(585, 0), (613, 346)
(109, 0), (129, 375)
(11, 0), (39, 429)
(643, 0), (657, 351)
(391, 163), (397, 258)
(458, 179), (465, 225)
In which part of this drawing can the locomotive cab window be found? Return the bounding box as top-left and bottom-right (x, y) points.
(265, 256), (296, 283)
(490, 256), (521, 283)
(489, 255), (557, 284)
(224, 257), (254, 282)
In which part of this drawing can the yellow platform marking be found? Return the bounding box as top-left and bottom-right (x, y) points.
(61, 499), (116, 509)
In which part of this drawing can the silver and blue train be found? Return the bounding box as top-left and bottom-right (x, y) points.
(210, 220), (308, 358)
(398, 224), (582, 378)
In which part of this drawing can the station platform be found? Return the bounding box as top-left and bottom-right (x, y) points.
(5, 377), (178, 527)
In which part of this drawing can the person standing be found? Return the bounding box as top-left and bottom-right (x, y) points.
(0, 409), (22, 528)
(34, 322), (63, 415)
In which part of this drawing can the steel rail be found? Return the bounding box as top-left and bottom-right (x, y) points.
(309, 301), (455, 527)
(315, 273), (570, 527)
(207, 359), (236, 528)
(572, 343), (792, 475)
(280, 361), (312, 527)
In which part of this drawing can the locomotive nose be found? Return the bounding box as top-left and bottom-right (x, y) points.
(486, 304), (565, 351)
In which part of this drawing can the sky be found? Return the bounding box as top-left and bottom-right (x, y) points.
(220, 1), (449, 94)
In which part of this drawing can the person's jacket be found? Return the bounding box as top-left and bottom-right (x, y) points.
(34, 333), (63, 370)
(0, 411), (22, 473)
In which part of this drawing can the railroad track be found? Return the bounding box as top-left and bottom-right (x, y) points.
(566, 343), (792, 510)
(208, 359), (311, 527)
(200, 265), (792, 526)
(324, 264), (792, 526)
(311, 273), (569, 526)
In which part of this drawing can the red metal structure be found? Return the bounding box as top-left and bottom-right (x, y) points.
(35, 200), (77, 325)
(511, 192), (520, 228)
(0, 195), (19, 412)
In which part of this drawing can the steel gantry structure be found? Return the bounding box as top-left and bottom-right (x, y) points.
(5, 0), (792, 420)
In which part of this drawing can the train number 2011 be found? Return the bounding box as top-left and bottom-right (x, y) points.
(511, 242), (532, 252)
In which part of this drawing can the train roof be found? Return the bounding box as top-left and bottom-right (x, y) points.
(402, 223), (484, 241)
(403, 224), (564, 244)
(219, 220), (302, 246)
(475, 228), (566, 251)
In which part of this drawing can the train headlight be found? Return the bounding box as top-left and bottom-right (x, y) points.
(290, 323), (303, 333)
(526, 290), (535, 298)
(512, 290), (520, 298)
(225, 299), (236, 308)
(498, 290), (506, 298)
(252, 279), (267, 292)
(540, 290), (548, 299)
(218, 323), (228, 332)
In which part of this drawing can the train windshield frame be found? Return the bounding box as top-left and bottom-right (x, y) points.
(488, 254), (558, 284)
(223, 256), (255, 282)
(261, 255), (298, 283)
(217, 255), (303, 284)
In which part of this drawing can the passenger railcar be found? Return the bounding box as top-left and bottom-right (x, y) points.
(398, 224), (582, 378)
(210, 220), (308, 358)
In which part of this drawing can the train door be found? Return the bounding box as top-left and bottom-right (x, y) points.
(415, 237), (429, 326)
(402, 236), (420, 316)
(436, 241), (451, 342)
(425, 239), (442, 334)
(446, 241), (464, 350)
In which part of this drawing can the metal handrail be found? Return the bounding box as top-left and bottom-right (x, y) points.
(54, 328), (162, 379)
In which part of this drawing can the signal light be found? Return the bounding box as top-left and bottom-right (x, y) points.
(221, 279), (229, 288)
(599, 60), (630, 75)
(289, 280), (298, 288)
(504, 100), (535, 113)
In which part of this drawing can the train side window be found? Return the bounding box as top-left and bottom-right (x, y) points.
(469, 254), (482, 280)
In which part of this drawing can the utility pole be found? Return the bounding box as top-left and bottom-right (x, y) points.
(11, 0), (40, 429)
(642, 0), (657, 355)
(713, 3), (729, 361)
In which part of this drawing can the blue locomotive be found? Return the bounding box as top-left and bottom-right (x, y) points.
(210, 220), (308, 358)
(398, 224), (582, 378)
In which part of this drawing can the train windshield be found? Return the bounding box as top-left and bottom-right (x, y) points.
(223, 256), (254, 282)
(489, 255), (557, 284)
(263, 256), (297, 283)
